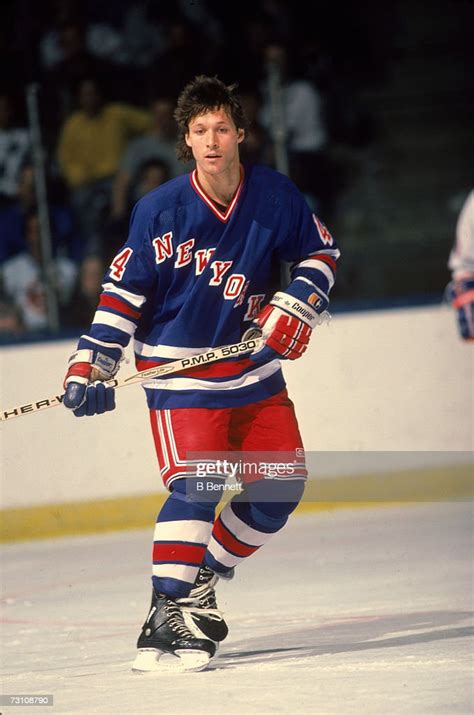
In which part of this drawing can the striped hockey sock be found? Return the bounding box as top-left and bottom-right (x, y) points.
(204, 480), (305, 573)
(152, 481), (218, 599)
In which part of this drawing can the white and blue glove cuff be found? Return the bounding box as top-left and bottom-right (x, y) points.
(269, 291), (320, 328)
(66, 336), (124, 382)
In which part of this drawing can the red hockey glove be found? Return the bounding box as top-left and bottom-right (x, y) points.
(63, 337), (124, 416)
(243, 291), (320, 361)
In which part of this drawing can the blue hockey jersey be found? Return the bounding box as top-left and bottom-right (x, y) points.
(86, 164), (340, 409)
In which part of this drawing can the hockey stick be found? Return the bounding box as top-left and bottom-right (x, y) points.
(0, 337), (263, 422)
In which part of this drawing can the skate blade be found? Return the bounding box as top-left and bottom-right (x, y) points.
(174, 649), (212, 671)
(132, 648), (212, 673)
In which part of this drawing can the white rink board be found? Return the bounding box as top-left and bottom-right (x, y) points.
(0, 304), (472, 508)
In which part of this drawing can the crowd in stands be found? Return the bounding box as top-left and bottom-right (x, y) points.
(0, 0), (381, 339)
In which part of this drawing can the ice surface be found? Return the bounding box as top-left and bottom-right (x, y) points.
(1, 502), (473, 715)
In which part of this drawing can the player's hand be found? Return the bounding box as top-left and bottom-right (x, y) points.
(63, 337), (123, 416)
(448, 277), (474, 341)
(242, 290), (321, 361)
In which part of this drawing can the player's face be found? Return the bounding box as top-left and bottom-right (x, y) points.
(185, 108), (244, 176)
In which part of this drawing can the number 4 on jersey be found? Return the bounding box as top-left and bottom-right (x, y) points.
(110, 248), (133, 280)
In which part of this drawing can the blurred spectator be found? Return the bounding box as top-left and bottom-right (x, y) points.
(0, 295), (23, 337)
(0, 162), (81, 263)
(177, 0), (224, 47)
(39, 0), (173, 127)
(0, 93), (30, 205)
(259, 41), (340, 218)
(39, 9), (121, 140)
(39, 1), (123, 71)
(0, 207), (78, 332)
(64, 254), (104, 329)
(111, 96), (190, 221)
(147, 19), (208, 99)
(239, 89), (273, 166)
(119, 3), (167, 70)
(40, 0), (170, 74)
(134, 157), (172, 203)
(57, 77), (152, 256)
(106, 157), (172, 265)
(209, 11), (284, 90)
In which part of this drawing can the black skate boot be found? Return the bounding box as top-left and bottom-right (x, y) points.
(132, 589), (216, 673)
(178, 565), (233, 643)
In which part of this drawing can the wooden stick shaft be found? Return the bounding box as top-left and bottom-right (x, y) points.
(0, 338), (263, 422)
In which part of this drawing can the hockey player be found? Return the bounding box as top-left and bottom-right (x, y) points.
(447, 189), (474, 341)
(62, 75), (340, 672)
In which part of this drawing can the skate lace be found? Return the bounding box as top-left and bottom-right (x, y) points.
(176, 567), (224, 621)
(164, 599), (195, 637)
(194, 567), (217, 591)
(178, 597), (224, 622)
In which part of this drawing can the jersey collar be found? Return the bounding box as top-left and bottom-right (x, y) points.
(190, 166), (244, 223)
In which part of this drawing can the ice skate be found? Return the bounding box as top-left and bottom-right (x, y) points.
(132, 590), (216, 673)
(178, 565), (232, 643)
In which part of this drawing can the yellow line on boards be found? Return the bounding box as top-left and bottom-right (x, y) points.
(1, 465), (472, 543)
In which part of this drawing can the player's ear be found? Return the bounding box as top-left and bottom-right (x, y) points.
(185, 132), (192, 148)
(237, 128), (245, 144)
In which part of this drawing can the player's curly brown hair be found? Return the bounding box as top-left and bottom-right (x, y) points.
(174, 75), (249, 163)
